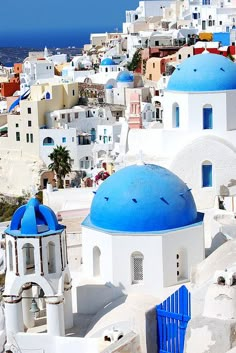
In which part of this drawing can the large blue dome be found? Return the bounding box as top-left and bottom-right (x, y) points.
(6, 198), (64, 237)
(167, 53), (236, 92)
(88, 164), (199, 232)
(101, 58), (116, 66)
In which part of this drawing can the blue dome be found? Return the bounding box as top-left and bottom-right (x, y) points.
(117, 71), (134, 83)
(167, 53), (236, 92)
(88, 164), (199, 232)
(101, 58), (116, 66)
(6, 197), (64, 237)
(106, 84), (113, 89)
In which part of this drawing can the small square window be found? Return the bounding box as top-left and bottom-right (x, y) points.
(27, 107), (31, 114)
(28, 120), (32, 127)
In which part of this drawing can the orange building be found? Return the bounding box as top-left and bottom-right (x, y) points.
(0, 81), (20, 97)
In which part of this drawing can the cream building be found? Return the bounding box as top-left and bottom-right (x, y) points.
(0, 81), (79, 195)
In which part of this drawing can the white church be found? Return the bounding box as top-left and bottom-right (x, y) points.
(124, 52), (236, 209)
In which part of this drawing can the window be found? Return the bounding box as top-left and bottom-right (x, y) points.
(131, 252), (144, 284)
(16, 132), (20, 141)
(203, 106), (213, 129)
(72, 137), (74, 142)
(62, 114), (65, 119)
(153, 62), (155, 69)
(16, 123), (19, 128)
(72, 89), (75, 96)
(43, 137), (54, 145)
(30, 133), (33, 143)
(45, 92), (51, 100)
(172, 103), (180, 128)
(62, 137), (66, 143)
(26, 133), (29, 143)
(91, 128), (96, 142)
(202, 161), (212, 187)
(178, 54), (182, 60)
(27, 107), (31, 114)
(75, 112), (78, 119)
(28, 120), (32, 127)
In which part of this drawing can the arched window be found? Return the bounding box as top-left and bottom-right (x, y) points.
(45, 92), (51, 100)
(178, 54), (182, 60)
(8, 240), (13, 271)
(176, 249), (188, 281)
(43, 137), (54, 146)
(202, 161), (213, 187)
(131, 251), (144, 284)
(172, 103), (180, 128)
(47, 241), (56, 274)
(22, 243), (35, 274)
(93, 246), (101, 277)
(203, 105), (213, 129)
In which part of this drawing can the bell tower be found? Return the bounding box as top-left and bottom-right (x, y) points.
(128, 92), (142, 129)
(3, 197), (73, 349)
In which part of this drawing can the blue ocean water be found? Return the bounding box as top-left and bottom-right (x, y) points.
(0, 26), (120, 49)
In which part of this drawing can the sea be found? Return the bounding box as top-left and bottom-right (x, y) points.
(0, 26), (119, 65)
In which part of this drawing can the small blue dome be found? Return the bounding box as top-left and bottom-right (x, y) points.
(167, 53), (236, 92)
(101, 58), (116, 66)
(6, 197), (64, 237)
(88, 164), (199, 232)
(117, 71), (134, 83)
(106, 84), (113, 89)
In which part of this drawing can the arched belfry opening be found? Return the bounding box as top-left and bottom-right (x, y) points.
(22, 243), (35, 275)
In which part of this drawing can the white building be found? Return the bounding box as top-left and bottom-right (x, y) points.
(20, 59), (55, 93)
(124, 52), (236, 209)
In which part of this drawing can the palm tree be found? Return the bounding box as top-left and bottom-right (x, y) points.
(48, 145), (72, 188)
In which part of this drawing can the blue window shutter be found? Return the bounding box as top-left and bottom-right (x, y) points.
(202, 164), (212, 187)
(203, 108), (212, 129)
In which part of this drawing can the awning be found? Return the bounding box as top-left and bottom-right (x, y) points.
(0, 124), (8, 132)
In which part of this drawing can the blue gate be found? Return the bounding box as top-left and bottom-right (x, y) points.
(156, 285), (191, 353)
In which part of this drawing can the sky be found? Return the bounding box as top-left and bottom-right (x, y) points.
(0, 0), (140, 47)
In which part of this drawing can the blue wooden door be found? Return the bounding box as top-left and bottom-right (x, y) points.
(156, 285), (191, 353)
